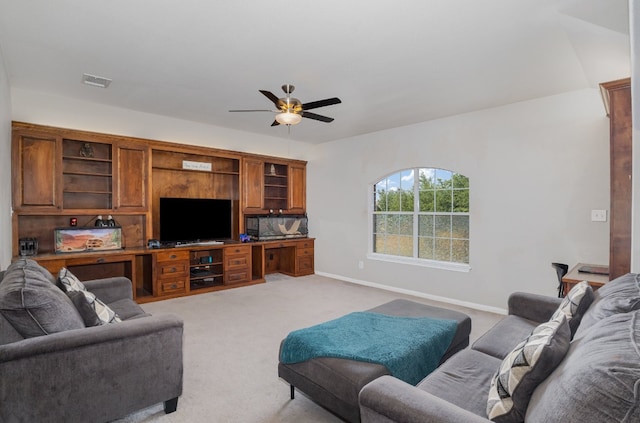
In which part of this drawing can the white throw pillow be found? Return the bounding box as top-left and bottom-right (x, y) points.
(58, 268), (121, 324)
(550, 280), (594, 337)
(486, 314), (570, 422)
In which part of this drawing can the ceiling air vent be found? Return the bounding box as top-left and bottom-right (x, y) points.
(82, 73), (112, 88)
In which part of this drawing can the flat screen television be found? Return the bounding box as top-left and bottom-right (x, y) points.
(159, 197), (232, 243)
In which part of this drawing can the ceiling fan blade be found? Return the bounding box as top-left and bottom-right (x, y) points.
(229, 109), (274, 112)
(302, 97), (342, 111)
(270, 120), (280, 127)
(259, 90), (281, 107)
(302, 111), (334, 123)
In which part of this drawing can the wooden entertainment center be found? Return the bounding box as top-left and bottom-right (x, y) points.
(11, 122), (313, 302)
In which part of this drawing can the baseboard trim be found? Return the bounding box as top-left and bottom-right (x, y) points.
(315, 271), (507, 315)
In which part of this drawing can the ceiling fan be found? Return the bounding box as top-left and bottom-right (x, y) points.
(229, 84), (341, 127)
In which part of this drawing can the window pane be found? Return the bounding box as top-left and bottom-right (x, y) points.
(418, 168), (435, 189)
(396, 235), (413, 257)
(399, 170), (413, 211)
(373, 233), (385, 253)
(385, 173), (401, 211)
(452, 215), (469, 239)
(387, 214), (399, 233)
(435, 169), (452, 189)
(375, 182), (387, 211)
(435, 238), (451, 261)
(453, 189), (469, 212)
(435, 190), (452, 212)
(418, 236), (434, 259)
(452, 239), (469, 263)
(400, 191), (414, 211)
(418, 215), (434, 236)
(386, 190), (401, 211)
(435, 215), (451, 237)
(452, 173), (469, 189)
(374, 214), (387, 234)
(398, 215), (413, 236)
(419, 190), (435, 212)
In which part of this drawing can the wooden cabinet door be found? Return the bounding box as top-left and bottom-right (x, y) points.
(114, 143), (149, 211)
(602, 79), (632, 279)
(243, 158), (264, 212)
(12, 132), (60, 210)
(288, 163), (306, 213)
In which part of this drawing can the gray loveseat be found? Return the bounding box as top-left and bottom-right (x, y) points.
(0, 258), (184, 423)
(360, 273), (640, 422)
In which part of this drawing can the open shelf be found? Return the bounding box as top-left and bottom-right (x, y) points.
(62, 139), (113, 209)
(189, 249), (224, 290)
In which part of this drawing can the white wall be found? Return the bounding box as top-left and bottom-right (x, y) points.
(307, 89), (610, 309)
(0, 48), (11, 270)
(10, 88), (309, 160)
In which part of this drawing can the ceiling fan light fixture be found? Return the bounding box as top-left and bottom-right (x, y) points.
(275, 111), (302, 126)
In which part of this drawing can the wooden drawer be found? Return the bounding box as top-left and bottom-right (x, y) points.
(224, 245), (251, 271)
(296, 239), (314, 249)
(296, 247), (314, 257)
(296, 255), (314, 275)
(225, 254), (249, 269)
(158, 277), (187, 295)
(225, 245), (251, 256)
(157, 261), (188, 278)
(155, 250), (189, 262)
(225, 268), (251, 285)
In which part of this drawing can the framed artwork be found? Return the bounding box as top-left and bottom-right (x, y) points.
(54, 227), (123, 253)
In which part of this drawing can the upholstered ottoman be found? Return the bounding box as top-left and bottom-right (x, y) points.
(277, 299), (471, 423)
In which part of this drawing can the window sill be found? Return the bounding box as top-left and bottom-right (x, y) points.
(367, 253), (471, 272)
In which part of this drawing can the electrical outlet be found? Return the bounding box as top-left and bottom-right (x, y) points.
(358, 260), (364, 269)
(591, 210), (607, 222)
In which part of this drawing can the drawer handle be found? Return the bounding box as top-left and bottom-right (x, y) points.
(171, 284), (177, 289)
(170, 267), (176, 273)
(170, 254), (177, 259)
(96, 258), (105, 263)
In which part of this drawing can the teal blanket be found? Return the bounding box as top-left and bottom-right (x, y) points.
(280, 311), (458, 385)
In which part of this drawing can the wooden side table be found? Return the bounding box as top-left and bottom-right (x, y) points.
(562, 263), (609, 296)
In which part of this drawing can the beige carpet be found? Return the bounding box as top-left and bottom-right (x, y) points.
(115, 273), (503, 423)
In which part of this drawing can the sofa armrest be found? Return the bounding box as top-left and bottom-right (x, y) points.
(359, 376), (489, 423)
(507, 292), (562, 323)
(0, 314), (183, 422)
(84, 276), (134, 303)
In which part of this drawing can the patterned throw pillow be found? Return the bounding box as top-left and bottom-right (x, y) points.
(486, 314), (570, 422)
(58, 268), (122, 324)
(550, 280), (594, 337)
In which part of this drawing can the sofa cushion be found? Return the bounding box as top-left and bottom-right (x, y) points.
(66, 290), (102, 327)
(58, 268), (122, 324)
(550, 280), (594, 337)
(486, 314), (570, 422)
(0, 311), (24, 345)
(418, 349), (502, 417)
(574, 273), (640, 338)
(0, 259), (85, 338)
(107, 298), (150, 320)
(472, 315), (538, 359)
(526, 310), (640, 422)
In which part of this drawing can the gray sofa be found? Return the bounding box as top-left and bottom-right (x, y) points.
(0, 258), (184, 423)
(360, 273), (640, 422)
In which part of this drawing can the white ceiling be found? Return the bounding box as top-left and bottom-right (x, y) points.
(0, 0), (630, 144)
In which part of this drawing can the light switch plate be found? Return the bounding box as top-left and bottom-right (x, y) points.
(591, 209), (607, 222)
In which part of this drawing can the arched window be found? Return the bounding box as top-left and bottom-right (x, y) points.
(371, 168), (470, 269)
